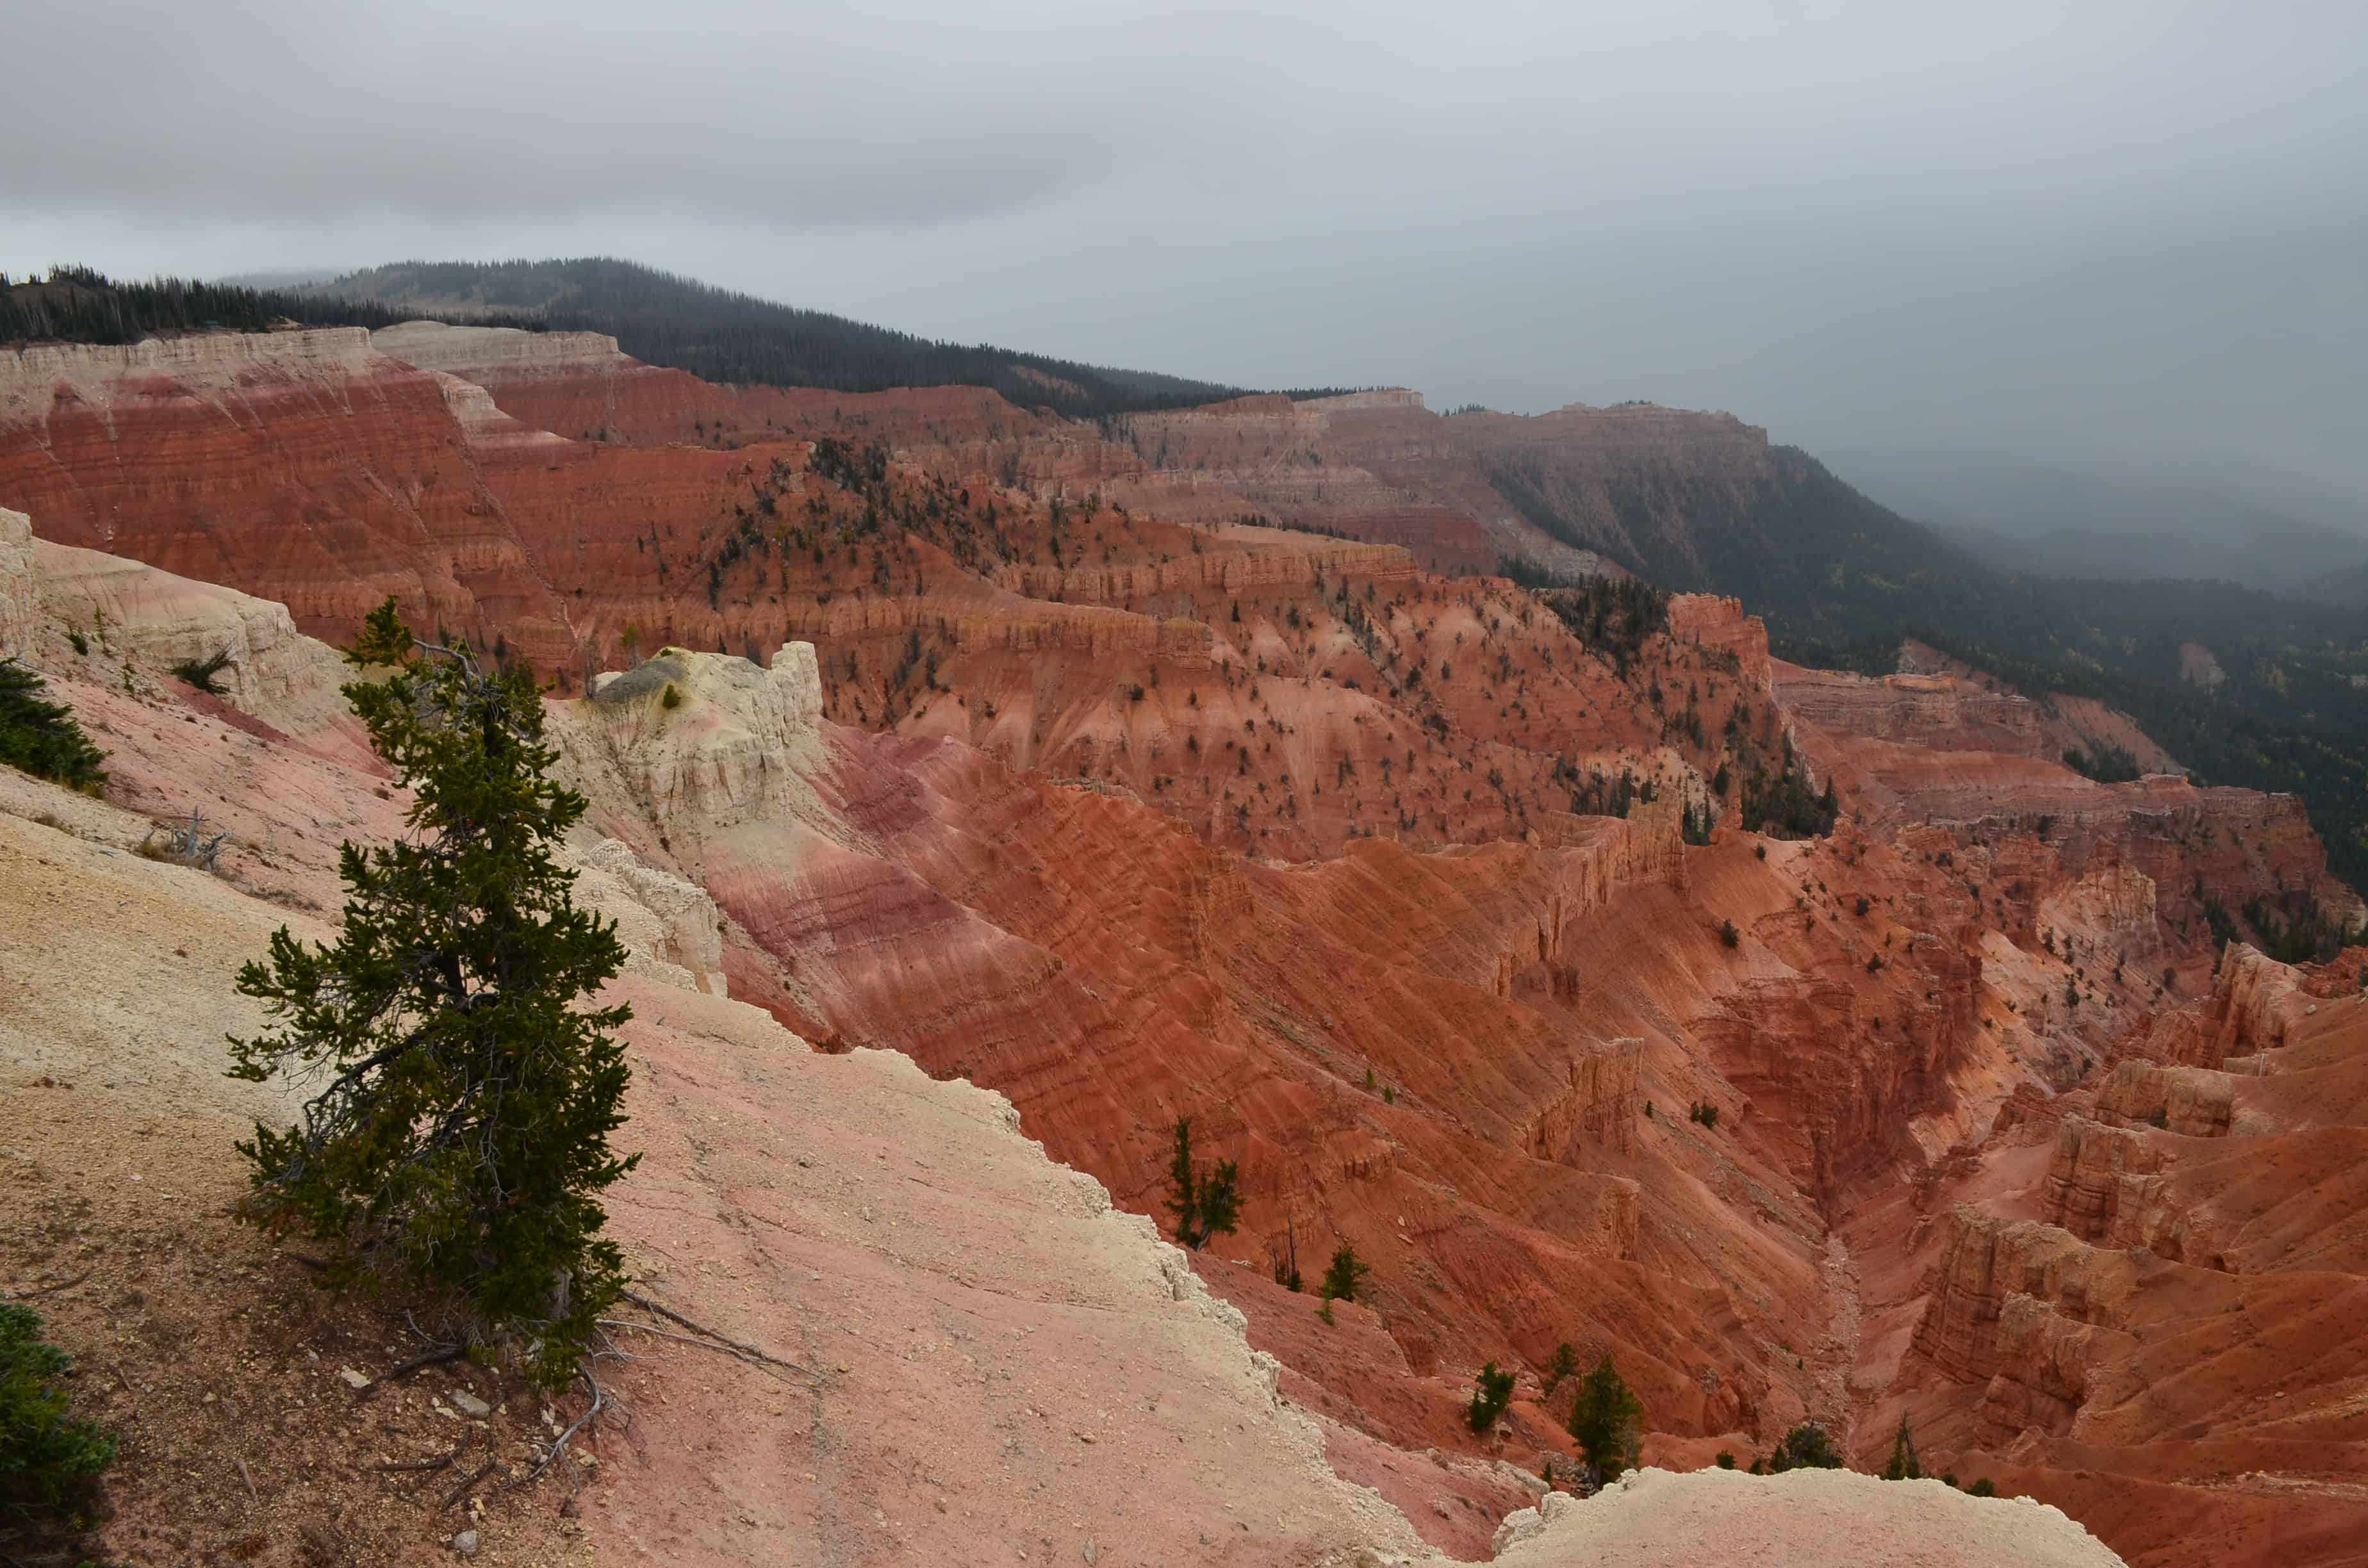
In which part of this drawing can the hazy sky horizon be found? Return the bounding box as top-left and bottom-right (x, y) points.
(10, 1), (2366, 510)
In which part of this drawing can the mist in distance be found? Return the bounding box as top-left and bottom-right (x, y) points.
(8, 0), (2366, 541)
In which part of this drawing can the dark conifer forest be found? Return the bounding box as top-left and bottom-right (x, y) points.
(0, 266), (539, 345)
(295, 257), (1320, 419)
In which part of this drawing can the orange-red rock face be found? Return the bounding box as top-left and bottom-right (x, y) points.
(0, 332), (575, 654)
(2, 329), (1766, 862)
(1857, 947), (2368, 1567)
(10, 329), (2367, 1565)
(1111, 391), (1779, 580)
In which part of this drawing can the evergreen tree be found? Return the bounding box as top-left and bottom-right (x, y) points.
(1566, 1354), (1643, 1485)
(0, 1303), (116, 1510)
(226, 600), (637, 1391)
(1769, 1421), (1844, 1472)
(1881, 1414), (1921, 1480)
(1467, 1361), (1516, 1433)
(0, 659), (108, 794)
(1196, 1157), (1242, 1243)
(1541, 1341), (1580, 1395)
(1271, 1214), (1303, 1292)
(1165, 1116), (1199, 1244)
(1320, 1242), (1370, 1303)
(1164, 1116), (1242, 1250)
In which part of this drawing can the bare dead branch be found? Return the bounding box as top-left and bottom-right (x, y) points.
(613, 1289), (817, 1377)
(371, 1344), (466, 1387)
(375, 1442), (465, 1474)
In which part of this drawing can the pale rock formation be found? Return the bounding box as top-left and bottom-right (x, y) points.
(2178, 642), (2226, 691)
(0, 778), (1439, 1568)
(0, 506), (37, 656)
(563, 642), (830, 856)
(1491, 1466), (2124, 1567)
(423, 368), (573, 457)
(370, 320), (638, 382)
(0, 326), (380, 415)
(0, 507), (364, 758)
(28, 534), (360, 744)
(1297, 388), (1428, 413)
(563, 835), (729, 996)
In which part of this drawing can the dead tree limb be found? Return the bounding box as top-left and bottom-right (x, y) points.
(370, 1344), (466, 1387)
(611, 1289), (818, 1377)
(375, 1442), (464, 1474)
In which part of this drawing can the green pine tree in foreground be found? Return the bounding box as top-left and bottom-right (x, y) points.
(0, 1302), (116, 1510)
(227, 600), (636, 1391)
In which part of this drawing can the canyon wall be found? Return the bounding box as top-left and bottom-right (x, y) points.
(8, 329), (2361, 1565)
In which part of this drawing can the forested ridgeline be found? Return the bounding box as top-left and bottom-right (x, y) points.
(295, 257), (1349, 420)
(0, 266), (540, 347)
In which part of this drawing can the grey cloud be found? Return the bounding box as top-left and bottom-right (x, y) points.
(8, 0), (2367, 505)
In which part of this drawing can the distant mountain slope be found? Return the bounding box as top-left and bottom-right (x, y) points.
(2297, 557), (2368, 610)
(297, 257), (1317, 420)
(1825, 448), (2368, 594)
(1121, 394), (2368, 888)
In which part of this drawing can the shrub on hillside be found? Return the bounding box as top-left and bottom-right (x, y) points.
(1320, 1243), (1370, 1304)
(1466, 1361), (1516, 1433)
(170, 648), (234, 695)
(1767, 1421), (1844, 1472)
(0, 659), (108, 794)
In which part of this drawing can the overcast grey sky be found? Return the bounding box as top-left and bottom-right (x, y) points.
(10, 0), (2367, 506)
